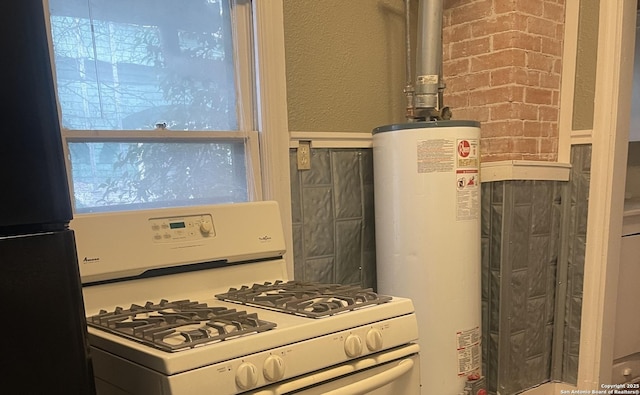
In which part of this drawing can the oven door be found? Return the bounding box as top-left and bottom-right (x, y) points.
(254, 344), (420, 395)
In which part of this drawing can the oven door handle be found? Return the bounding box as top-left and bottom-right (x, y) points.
(321, 358), (415, 395)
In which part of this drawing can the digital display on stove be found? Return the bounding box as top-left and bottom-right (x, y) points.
(169, 221), (186, 229)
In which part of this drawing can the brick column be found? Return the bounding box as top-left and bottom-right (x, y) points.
(442, 0), (565, 162)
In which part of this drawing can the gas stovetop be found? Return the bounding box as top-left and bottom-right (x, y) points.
(215, 280), (392, 318)
(87, 299), (277, 352)
(87, 281), (393, 353)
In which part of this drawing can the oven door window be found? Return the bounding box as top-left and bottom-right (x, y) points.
(46, 0), (258, 213)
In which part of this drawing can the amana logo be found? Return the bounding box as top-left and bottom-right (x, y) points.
(83, 256), (100, 264)
(258, 235), (272, 242)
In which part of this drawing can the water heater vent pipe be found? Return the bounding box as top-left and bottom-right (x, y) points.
(413, 0), (449, 121)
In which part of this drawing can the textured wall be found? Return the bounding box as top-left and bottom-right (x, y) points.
(283, 1), (566, 159)
(571, 0), (600, 131)
(283, 0), (415, 133)
(289, 148), (377, 289)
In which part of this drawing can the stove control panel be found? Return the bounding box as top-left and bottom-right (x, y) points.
(221, 315), (418, 392)
(149, 214), (215, 243)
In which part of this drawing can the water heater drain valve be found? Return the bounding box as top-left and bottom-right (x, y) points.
(459, 374), (487, 395)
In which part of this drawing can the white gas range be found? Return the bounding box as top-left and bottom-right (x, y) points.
(72, 201), (420, 395)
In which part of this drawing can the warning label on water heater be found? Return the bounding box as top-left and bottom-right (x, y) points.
(456, 326), (481, 376)
(456, 168), (479, 221)
(456, 138), (480, 221)
(456, 139), (479, 168)
(417, 138), (455, 173)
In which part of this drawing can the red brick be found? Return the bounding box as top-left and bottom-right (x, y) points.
(552, 90), (560, 106)
(471, 49), (527, 72)
(443, 92), (469, 108)
(470, 13), (527, 37)
(544, 2), (565, 23)
(524, 121), (543, 137)
(482, 120), (525, 137)
(469, 86), (525, 106)
(525, 86), (553, 104)
(556, 22), (564, 40)
(444, 58), (471, 76)
(444, 0), (469, 10)
(523, 121), (559, 139)
(443, 9), (452, 28)
(444, 0), (564, 162)
(482, 152), (520, 162)
(540, 72), (561, 89)
(443, 41), (451, 62)
(481, 137), (515, 153)
(553, 58), (563, 74)
(526, 52), (555, 73)
(494, 0), (517, 14)
(490, 67), (540, 87)
(451, 36), (491, 58)
(512, 138), (538, 154)
(528, 16), (558, 38)
(447, 71), (491, 92)
(539, 135), (558, 152)
(454, 106), (491, 122)
(493, 31), (542, 52)
(545, 122), (559, 137)
(516, 0), (543, 17)
(444, 23), (472, 43)
(491, 102), (539, 121)
(539, 106), (558, 122)
(490, 67), (515, 87)
(450, 0), (493, 25)
(541, 37), (563, 57)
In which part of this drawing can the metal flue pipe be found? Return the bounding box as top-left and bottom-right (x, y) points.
(414, 0), (444, 119)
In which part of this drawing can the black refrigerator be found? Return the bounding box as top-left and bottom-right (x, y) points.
(0, 2), (96, 393)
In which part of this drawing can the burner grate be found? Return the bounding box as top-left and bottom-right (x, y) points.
(87, 299), (276, 352)
(216, 281), (392, 318)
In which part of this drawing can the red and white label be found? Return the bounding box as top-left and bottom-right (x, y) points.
(458, 140), (471, 158)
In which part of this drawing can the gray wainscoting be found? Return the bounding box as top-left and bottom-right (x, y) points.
(479, 144), (590, 393)
(289, 148), (377, 289)
(481, 179), (563, 393)
(560, 144), (591, 384)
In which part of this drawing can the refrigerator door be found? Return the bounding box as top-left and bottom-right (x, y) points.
(0, 2), (72, 232)
(0, 230), (96, 394)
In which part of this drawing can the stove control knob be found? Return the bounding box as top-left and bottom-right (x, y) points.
(199, 220), (213, 235)
(263, 355), (285, 382)
(235, 362), (258, 390)
(344, 334), (363, 358)
(365, 328), (384, 351)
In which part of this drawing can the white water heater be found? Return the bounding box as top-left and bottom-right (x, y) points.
(373, 121), (482, 395)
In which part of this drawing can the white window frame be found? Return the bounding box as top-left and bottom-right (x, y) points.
(44, 0), (293, 275)
(252, 0), (293, 277)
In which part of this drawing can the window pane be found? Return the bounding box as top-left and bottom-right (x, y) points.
(69, 141), (248, 213)
(48, 0), (238, 131)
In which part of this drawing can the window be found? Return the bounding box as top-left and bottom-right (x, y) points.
(46, 0), (258, 213)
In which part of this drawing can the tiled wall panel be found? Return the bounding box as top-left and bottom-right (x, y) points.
(289, 148), (376, 288)
(481, 179), (563, 394)
(561, 144), (592, 383)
